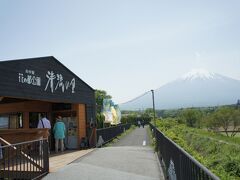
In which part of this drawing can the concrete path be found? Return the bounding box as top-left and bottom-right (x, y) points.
(112, 126), (150, 147)
(44, 126), (165, 180)
(49, 149), (94, 172)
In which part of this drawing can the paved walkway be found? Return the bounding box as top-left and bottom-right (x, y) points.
(49, 149), (94, 172)
(112, 125), (150, 147)
(44, 126), (165, 180)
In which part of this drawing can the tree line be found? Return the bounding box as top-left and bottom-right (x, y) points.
(168, 106), (240, 137)
(95, 89), (240, 135)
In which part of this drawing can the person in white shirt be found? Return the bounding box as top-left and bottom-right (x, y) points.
(37, 113), (51, 129)
(37, 113), (51, 154)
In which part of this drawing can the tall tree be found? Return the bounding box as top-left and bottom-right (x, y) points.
(211, 107), (233, 136)
(95, 90), (112, 113)
(95, 89), (112, 128)
(180, 109), (202, 128)
(229, 109), (240, 137)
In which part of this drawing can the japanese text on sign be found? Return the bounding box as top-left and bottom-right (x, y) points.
(44, 71), (76, 93)
(19, 69), (41, 86)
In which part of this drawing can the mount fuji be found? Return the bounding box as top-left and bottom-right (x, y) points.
(120, 69), (240, 110)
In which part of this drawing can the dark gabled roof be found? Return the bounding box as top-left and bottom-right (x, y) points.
(0, 56), (94, 91)
(0, 56), (95, 104)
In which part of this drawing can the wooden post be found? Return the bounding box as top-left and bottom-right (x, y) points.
(77, 104), (86, 147)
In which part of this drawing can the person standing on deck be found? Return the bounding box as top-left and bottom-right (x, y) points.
(37, 113), (51, 154)
(53, 116), (66, 153)
(37, 113), (51, 130)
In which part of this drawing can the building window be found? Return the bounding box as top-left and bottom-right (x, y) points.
(29, 112), (41, 128)
(0, 113), (23, 129)
(0, 116), (8, 129)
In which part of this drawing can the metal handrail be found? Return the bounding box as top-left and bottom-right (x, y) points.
(159, 127), (219, 179)
(96, 123), (130, 131)
(150, 123), (220, 180)
(0, 138), (48, 148)
(96, 123), (131, 147)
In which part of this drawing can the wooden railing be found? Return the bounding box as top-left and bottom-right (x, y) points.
(0, 138), (49, 180)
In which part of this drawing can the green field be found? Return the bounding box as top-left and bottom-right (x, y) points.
(221, 132), (240, 138)
(155, 119), (240, 180)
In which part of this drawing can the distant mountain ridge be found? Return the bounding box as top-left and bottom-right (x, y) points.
(120, 69), (240, 110)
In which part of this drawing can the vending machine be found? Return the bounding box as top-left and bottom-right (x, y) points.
(62, 116), (78, 149)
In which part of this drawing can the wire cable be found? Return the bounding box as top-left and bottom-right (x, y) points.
(118, 90), (151, 105)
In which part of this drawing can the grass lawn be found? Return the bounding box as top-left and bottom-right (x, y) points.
(220, 132), (240, 138)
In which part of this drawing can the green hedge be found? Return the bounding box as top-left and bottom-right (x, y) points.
(156, 119), (240, 180)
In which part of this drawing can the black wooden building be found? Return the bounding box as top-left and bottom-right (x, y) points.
(0, 56), (96, 149)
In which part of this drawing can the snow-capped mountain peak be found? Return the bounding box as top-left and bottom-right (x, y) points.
(120, 69), (240, 110)
(182, 68), (216, 81)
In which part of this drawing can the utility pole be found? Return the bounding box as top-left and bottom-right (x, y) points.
(151, 90), (156, 137)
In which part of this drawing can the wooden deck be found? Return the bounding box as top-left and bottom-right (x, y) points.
(49, 149), (94, 172)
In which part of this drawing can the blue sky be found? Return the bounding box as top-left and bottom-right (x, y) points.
(1, 0), (240, 103)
